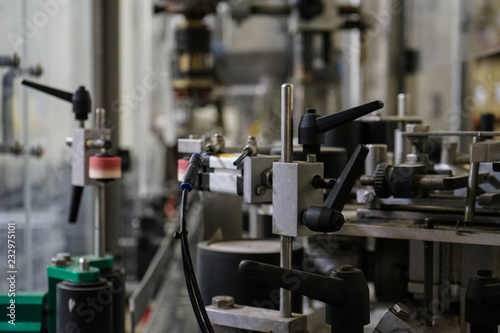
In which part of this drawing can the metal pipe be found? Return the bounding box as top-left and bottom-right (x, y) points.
(0, 54), (19, 67)
(464, 136), (480, 223)
(94, 108), (106, 129)
(95, 184), (106, 257)
(280, 83), (294, 318)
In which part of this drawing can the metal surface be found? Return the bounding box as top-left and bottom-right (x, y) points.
(242, 155), (279, 203)
(206, 304), (307, 333)
(341, 210), (500, 246)
(403, 131), (500, 137)
(178, 137), (208, 153)
(365, 144), (387, 175)
(470, 140), (500, 163)
(71, 128), (105, 187)
(129, 234), (176, 330)
(95, 184), (106, 257)
(272, 162), (324, 237)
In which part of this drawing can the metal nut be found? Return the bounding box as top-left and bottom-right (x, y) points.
(406, 124), (429, 133)
(392, 302), (410, 319)
(51, 257), (67, 267)
(212, 296), (235, 309)
(340, 265), (354, 272)
(57, 252), (72, 262)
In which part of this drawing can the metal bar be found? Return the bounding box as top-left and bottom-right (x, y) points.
(424, 240), (434, 326)
(280, 83), (293, 318)
(464, 136), (480, 223)
(95, 184), (106, 257)
(281, 83), (293, 163)
(403, 131), (500, 137)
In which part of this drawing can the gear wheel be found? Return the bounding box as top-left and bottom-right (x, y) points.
(374, 163), (393, 198)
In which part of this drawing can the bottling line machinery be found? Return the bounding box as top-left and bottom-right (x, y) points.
(172, 84), (500, 332)
(1, 1), (500, 333)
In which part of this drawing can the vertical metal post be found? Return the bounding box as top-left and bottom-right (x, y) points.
(464, 136), (479, 223)
(423, 218), (434, 326)
(280, 83), (293, 318)
(95, 184), (106, 257)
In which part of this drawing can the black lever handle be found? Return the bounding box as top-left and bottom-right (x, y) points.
(299, 100), (383, 154)
(317, 100), (383, 133)
(239, 259), (344, 305)
(239, 260), (370, 330)
(68, 186), (84, 223)
(22, 80), (91, 121)
(303, 144), (369, 232)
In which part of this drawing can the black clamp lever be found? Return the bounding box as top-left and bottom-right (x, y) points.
(239, 260), (370, 332)
(298, 100), (383, 155)
(303, 143), (369, 232)
(22, 80), (91, 122)
(22, 80), (92, 223)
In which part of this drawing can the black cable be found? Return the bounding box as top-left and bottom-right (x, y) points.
(177, 186), (214, 333)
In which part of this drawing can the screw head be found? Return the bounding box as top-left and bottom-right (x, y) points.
(364, 191), (376, 203)
(212, 296), (234, 309)
(79, 258), (90, 271)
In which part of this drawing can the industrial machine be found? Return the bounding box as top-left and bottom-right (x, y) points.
(171, 83), (500, 333)
(0, 81), (125, 333)
(2, 1), (500, 333)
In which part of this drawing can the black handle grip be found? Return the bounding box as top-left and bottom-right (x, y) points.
(239, 260), (344, 305)
(303, 144), (369, 232)
(22, 80), (91, 121)
(316, 100), (383, 133)
(69, 186), (84, 223)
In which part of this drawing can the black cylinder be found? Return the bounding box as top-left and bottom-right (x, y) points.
(198, 239), (303, 312)
(56, 279), (112, 333)
(100, 267), (126, 333)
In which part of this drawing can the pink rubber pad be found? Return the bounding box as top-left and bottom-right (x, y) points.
(89, 156), (122, 179)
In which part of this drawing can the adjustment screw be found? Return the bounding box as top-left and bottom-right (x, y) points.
(212, 296), (235, 309)
(79, 258), (90, 271)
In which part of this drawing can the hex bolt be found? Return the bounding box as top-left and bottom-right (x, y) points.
(255, 185), (266, 196)
(391, 302), (410, 320)
(212, 296), (235, 309)
(340, 264), (354, 272)
(79, 258), (90, 271)
(57, 252), (72, 262)
(51, 257), (67, 267)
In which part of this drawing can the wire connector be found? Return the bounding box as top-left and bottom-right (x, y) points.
(180, 153), (203, 192)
